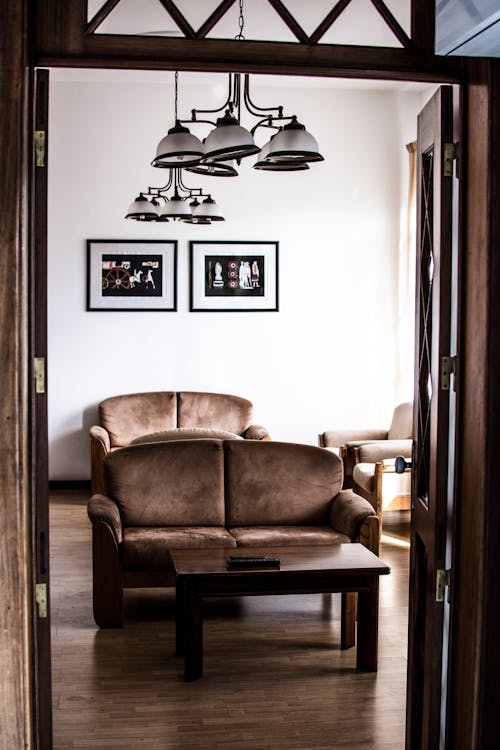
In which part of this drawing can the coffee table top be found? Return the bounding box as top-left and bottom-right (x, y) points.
(170, 544), (390, 577)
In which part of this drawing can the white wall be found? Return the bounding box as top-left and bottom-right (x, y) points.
(48, 71), (425, 480)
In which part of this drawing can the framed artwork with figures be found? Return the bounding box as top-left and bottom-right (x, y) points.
(86, 239), (177, 311)
(189, 241), (279, 312)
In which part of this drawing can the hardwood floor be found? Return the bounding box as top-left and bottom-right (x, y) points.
(50, 493), (409, 749)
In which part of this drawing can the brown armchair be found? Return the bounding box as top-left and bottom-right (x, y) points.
(351, 441), (412, 526)
(318, 402), (413, 490)
(90, 391), (270, 495)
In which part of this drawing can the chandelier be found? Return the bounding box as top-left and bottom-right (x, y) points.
(125, 0), (323, 224)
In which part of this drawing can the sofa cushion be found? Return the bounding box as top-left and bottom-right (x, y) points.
(224, 440), (343, 526)
(130, 427), (243, 445)
(229, 525), (350, 546)
(104, 439), (225, 527)
(121, 526), (236, 571)
(178, 391), (253, 435)
(100, 391), (177, 447)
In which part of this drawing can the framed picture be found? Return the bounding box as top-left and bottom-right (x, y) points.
(86, 239), (177, 311)
(190, 241), (279, 312)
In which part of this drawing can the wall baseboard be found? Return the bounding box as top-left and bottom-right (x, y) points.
(49, 480), (91, 491)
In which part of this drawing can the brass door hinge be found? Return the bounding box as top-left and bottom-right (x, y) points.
(436, 569), (451, 603)
(444, 142), (458, 178)
(441, 355), (456, 391)
(34, 357), (45, 394)
(35, 583), (47, 618)
(34, 130), (46, 167)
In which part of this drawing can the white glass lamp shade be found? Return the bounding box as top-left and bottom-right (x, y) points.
(151, 120), (204, 168)
(192, 195), (224, 221)
(179, 199), (211, 224)
(266, 116), (324, 163)
(187, 159), (238, 177)
(125, 195), (160, 221)
(203, 111), (260, 162)
(160, 194), (193, 220)
(254, 139), (310, 171)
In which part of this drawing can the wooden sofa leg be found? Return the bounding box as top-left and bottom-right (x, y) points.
(341, 592), (356, 649)
(92, 522), (123, 628)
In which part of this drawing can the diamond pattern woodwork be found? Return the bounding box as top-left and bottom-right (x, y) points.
(416, 150), (434, 508)
(87, 0), (411, 47)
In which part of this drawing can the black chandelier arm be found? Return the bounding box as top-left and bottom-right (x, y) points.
(188, 73), (236, 120)
(243, 74), (283, 118)
(179, 116), (218, 128)
(250, 115), (294, 136)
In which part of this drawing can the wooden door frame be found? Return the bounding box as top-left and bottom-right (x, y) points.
(2, 3), (500, 749)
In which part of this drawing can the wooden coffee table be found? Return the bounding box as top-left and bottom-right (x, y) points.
(171, 544), (390, 681)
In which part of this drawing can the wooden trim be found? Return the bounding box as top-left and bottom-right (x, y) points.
(34, 0), (462, 82)
(446, 58), (500, 750)
(196, 0), (238, 40)
(309, 0), (352, 45)
(31, 67), (52, 749)
(370, 0), (411, 49)
(266, 0), (310, 44)
(86, 0), (121, 35)
(0, 0), (35, 748)
(156, 0), (196, 40)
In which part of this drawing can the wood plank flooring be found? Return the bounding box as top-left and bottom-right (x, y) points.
(50, 492), (409, 749)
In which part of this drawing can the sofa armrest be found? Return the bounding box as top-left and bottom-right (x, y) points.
(356, 439), (412, 463)
(90, 426), (111, 495)
(90, 424), (111, 453)
(243, 424), (271, 440)
(320, 429), (388, 448)
(88, 495), (122, 544)
(329, 489), (377, 543)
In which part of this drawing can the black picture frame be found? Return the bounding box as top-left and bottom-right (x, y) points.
(189, 241), (279, 312)
(86, 239), (177, 312)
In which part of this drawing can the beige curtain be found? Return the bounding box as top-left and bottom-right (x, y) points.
(397, 141), (417, 402)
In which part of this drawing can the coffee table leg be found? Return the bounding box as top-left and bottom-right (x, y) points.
(341, 592), (356, 650)
(175, 577), (185, 656)
(184, 587), (203, 681)
(356, 579), (379, 671)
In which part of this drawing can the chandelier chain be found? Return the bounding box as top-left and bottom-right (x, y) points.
(174, 70), (178, 122)
(236, 0), (245, 40)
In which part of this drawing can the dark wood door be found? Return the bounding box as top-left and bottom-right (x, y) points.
(406, 86), (454, 749)
(31, 67), (53, 749)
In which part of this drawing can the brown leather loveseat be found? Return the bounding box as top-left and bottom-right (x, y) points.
(89, 390), (270, 495)
(87, 439), (379, 628)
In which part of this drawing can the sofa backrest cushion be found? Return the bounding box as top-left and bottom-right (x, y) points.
(104, 440), (225, 527)
(388, 401), (413, 439)
(99, 392), (177, 447)
(177, 391), (253, 436)
(224, 441), (343, 526)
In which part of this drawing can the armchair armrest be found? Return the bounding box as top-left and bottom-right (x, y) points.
(320, 428), (388, 448)
(329, 489), (377, 542)
(244, 424), (271, 440)
(89, 424), (111, 453)
(87, 495), (122, 544)
(356, 439), (412, 463)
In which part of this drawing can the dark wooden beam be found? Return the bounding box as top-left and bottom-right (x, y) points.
(412, 0), (435, 56)
(36, 34), (463, 83)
